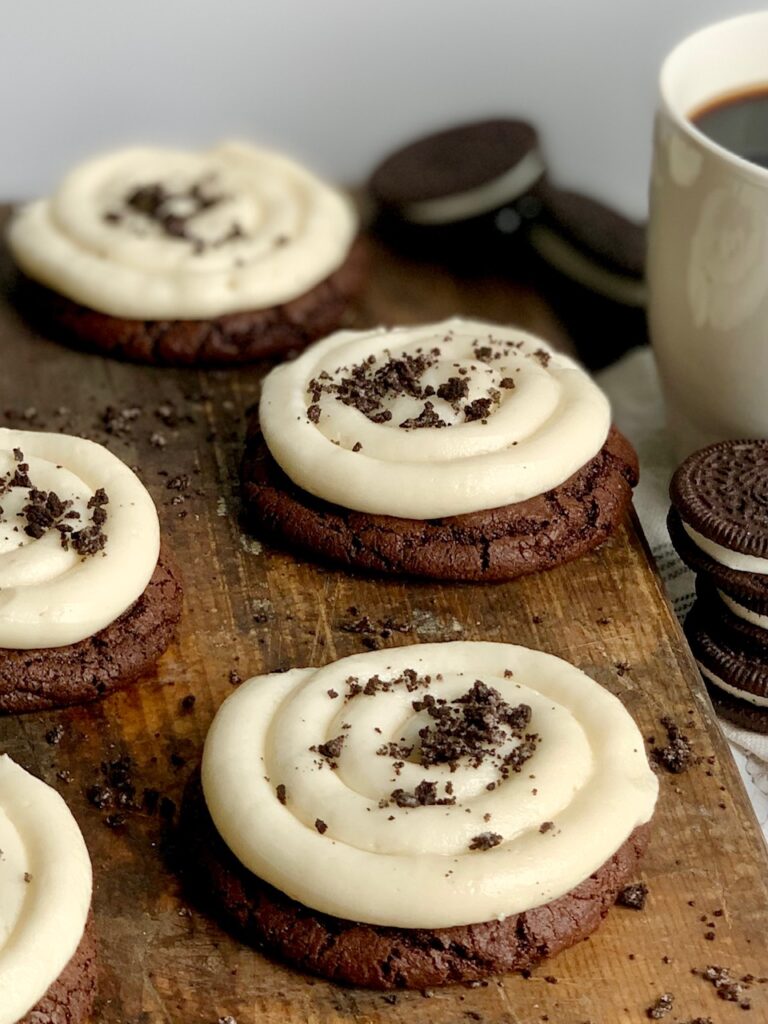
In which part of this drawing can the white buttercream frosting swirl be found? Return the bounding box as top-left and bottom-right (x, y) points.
(259, 317), (611, 519)
(202, 641), (658, 929)
(0, 428), (160, 649)
(0, 755), (92, 1024)
(8, 143), (358, 319)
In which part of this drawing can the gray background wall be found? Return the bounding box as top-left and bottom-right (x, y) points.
(0, 2), (761, 215)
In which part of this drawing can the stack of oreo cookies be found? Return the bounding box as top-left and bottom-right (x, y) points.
(668, 440), (768, 734)
(368, 118), (646, 368)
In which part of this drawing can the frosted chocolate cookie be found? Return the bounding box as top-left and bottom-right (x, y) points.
(8, 143), (365, 366)
(241, 317), (638, 580)
(187, 641), (658, 988)
(0, 755), (95, 1024)
(668, 440), (768, 603)
(0, 428), (182, 711)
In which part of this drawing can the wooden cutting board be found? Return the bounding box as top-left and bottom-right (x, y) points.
(0, 207), (766, 1024)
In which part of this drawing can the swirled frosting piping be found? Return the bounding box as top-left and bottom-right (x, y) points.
(259, 317), (611, 518)
(202, 641), (658, 929)
(0, 428), (160, 648)
(8, 143), (358, 319)
(0, 755), (92, 1024)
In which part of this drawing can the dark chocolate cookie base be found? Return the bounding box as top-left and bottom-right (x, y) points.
(180, 781), (651, 990)
(14, 237), (368, 367)
(20, 913), (97, 1024)
(0, 551), (182, 712)
(668, 507), (768, 604)
(240, 425), (638, 582)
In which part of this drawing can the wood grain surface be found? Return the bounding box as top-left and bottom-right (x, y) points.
(0, 207), (766, 1024)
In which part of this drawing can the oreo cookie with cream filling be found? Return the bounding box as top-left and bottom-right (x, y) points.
(527, 184), (648, 369)
(0, 428), (182, 711)
(667, 505), (768, 605)
(685, 597), (768, 733)
(670, 439), (768, 563)
(368, 119), (546, 265)
(530, 185), (646, 308)
(185, 641), (658, 988)
(7, 143), (365, 366)
(370, 119), (545, 226)
(694, 574), (768, 653)
(242, 317), (638, 581)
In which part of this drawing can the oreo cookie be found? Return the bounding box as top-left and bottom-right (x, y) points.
(694, 575), (768, 654)
(684, 598), (768, 733)
(670, 439), (768, 559)
(368, 118), (546, 266)
(526, 185), (647, 368)
(531, 186), (646, 303)
(667, 506), (768, 604)
(371, 119), (545, 225)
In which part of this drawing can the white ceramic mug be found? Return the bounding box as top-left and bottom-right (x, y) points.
(648, 11), (768, 459)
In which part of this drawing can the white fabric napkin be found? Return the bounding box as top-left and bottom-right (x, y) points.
(598, 347), (768, 836)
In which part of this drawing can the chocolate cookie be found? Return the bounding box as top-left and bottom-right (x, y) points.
(14, 238), (368, 367)
(21, 915), (97, 1024)
(0, 551), (182, 712)
(180, 779), (650, 990)
(667, 506), (768, 604)
(703, 678), (768, 734)
(684, 598), (768, 732)
(526, 186), (647, 370)
(533, 185), (646, 285)
(694, 575), (768, 653)
(670, 439), (768, 557)
(241, 423), (638, 582)
(368, 119), (546, 267)
(370, 119), (544, 221)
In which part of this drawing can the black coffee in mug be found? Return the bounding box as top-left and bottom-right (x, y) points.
(691, 84), (768, 169)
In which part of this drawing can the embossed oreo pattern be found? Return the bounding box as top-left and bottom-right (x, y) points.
(670, 439), (768, 557)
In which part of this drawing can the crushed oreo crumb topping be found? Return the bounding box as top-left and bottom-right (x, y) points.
(416, 680), (538, 778)
(1, 451), (109, 557)
(106, 179), (244, 255)
(469, 831), (503, 851)
(617, 882), (648, 910)
(305, 341), (510, 430)
(310, 735), (346, 768)
(646, 993), (674, 1019)
(694, 965), (751, 1005)
(399, 401), (449, 430)
(389, 780), (456, 808)
(652, 717), (694, 774)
